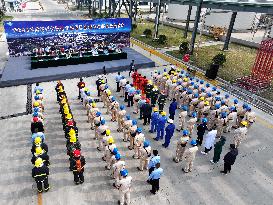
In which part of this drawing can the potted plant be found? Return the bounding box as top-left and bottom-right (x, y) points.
(179, 41), (189, 55)
(143, 29), (152, 38)
(205, 53), (226, 80)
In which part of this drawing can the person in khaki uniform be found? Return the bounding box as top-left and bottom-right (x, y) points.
(182, 139), (198, 173)
(117, 105), (127, 132)
(110, 97), (119, 122)
(173, 130), (189, 163)
(216, 112), (228, 138)
(138, 140), (151, 171)
(187, 112), (197, 136)
(105, 93), (113, 115)
(133, 90), (141, 114)
(88, 103), (99, 129)
(236, 103), (248, 128)
(104, 137), (117, 169)
(94, 112), (103, 139)
(225, 106), (237, 132)
(123, 115), (132, 142)
(234, 121), (248, 148)
(244, 107), (256, 128)
(133, 128), (145, 159)
(128, 120), (137, 150)
(97, 119), (109, 151)
(112, 153), (126, 187)
(102, 129), (112, 159)
(117, 169), (132, 205)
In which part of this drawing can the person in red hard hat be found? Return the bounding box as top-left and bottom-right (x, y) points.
(70, 150), (86, 185)
(132, 69), (138, 87)
(31, 117), (44, 134)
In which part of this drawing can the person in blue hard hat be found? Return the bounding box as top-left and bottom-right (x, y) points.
(149, 107), (160, 133)
(138, 140), (152, 171)
(154, 111), (167, 141)
(117, 169), (132, 205)
(162, 119), (175, 148)
(147, 163), (163, 195)
(173, 130), (190, 163)
(182, 139), (198, 173)
(177, 105), (188, 131)
(216, 112), (228, 138)
(169, 98), (178, 120)
(196, 118), (208, 146)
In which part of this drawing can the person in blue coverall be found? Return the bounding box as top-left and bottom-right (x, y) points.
(162, 119), (175, 148)
(169, 98), (178, 120)
(149, 107), (160, 133)
(154, 112), (167, 141)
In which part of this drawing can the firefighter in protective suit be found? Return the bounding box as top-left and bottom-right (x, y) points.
(71, 149), (86, 185)
(32, 158), (50, 193)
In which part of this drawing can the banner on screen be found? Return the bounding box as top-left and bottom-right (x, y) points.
(4, 18), (131, 56)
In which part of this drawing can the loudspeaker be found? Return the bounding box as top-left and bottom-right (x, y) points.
(205, 64), (220, 80)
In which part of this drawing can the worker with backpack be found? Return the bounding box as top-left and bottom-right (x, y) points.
(71, 149), (86, 185)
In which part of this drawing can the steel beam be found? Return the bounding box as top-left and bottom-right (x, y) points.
(184, 5), (192, 38)
(222, 11), (237, 51)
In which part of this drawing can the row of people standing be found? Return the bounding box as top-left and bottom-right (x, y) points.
(56, 81), (86, 185)
(31, 83), (50, 193)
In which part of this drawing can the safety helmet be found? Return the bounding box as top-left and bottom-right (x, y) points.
(190, 81), (194, 86)
(120, 105), (125, 110)
(67, 120), (74, 127)
(230, 106), (235, 112)
(70, 134), (77, 143)
(120, 169), (128, 177)
(35, 146), (43, 155)
(187, 90), (193, 94)
(33, 107), (39, 112)
(107, 90), (112, 96)
(182, 130), (189, 136)
(132, 120), (137, 125)
(202, 118), (208, 123)
(215, 96), (221, 101)
(247, 106), (252, 111)
(200, 80), (204, 84)
(221, 100), (226, 105)
(86, 91), (91, 96)
(69, 129), (76, 136)
(61, 98), (67, 104)
(33, 101), (40, 107)
(225, 94), (230, 99)
(34, 137), (42, 145)
(111, 96), (116, 102)
(221, 112), (227, 118)
(112, 147), (119, 155)
(190, 139), (197, 146)
(96, 111), (101, 117)
(34, 95), (40, 101)
(204, 101), (209, 106)
(194, 93), (199, 98)
(207, 92), (212, 97)
(243, 103), (249, 109)
(161, 111), (166, 116)
(136, 127), (142, 133)
(106, 129), (111, 136)
(107, 137), (114, 144)
(148, 80), (152, 84)
(181, 105), (188, 111)
(126, 115), (130, 120)
(35, 158), (43, 168)
(33, 117), (39, 123)
(33, 112), (38, 117)
(183, 78), (188, 82)
(190, 77), (194, 81)
(191, 112), (197, 118)
(36, 90), (41, 94)
(195, 78), (200, 82)
(144, 140), (150, 148)
(201, 88), (206, 92)
(73, 149), (81, 157)
(92, 102), (96, 107)
(206, 83), (210, 88)
(199, 96), (205, 101)
(233, 99), (238, 104)
(212, 87), (217, 91)
(153, 107), (158, 112)
(181, 136), (189, 143)
(105, 85), (109, 89)
(215, 104), (221, 109)
(115, 153), (121, 160)
(241, 121), (248, 127)
(66, 113), (72, 120)
(101, 119), (106, 125)
(83, 87), (88, 92)
(194, 85), (199, 89)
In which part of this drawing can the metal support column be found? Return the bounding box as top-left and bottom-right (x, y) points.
(223, 11), (237, 51)
(189, 0), (203, 55)
(104, 0), (107, 12)
(109, 0), (111, 16)
(134, 1), (137, 21)
(129, 0), (133, 22)
(154, 0), (161, 39)
(99, 0), (102, 14)
(118, 0), (121, 17)
(184, 5), (192, 38)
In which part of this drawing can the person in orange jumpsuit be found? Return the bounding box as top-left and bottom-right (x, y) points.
(132, 69), (138, 87)
(136, 74), (142, 90)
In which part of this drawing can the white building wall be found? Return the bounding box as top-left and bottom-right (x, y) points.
(166, 4), (197, 21)
(270, 26), (273, 38)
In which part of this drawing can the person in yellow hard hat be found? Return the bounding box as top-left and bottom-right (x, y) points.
(233, 121), (248, 148)
(31, 146), (50, 166)
(31, 136), (48, 155)
(32, 158), (50, 193)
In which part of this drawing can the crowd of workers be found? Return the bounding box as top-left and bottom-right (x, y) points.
(29, 64), (256, 202)
(31, 83), (50, 193)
